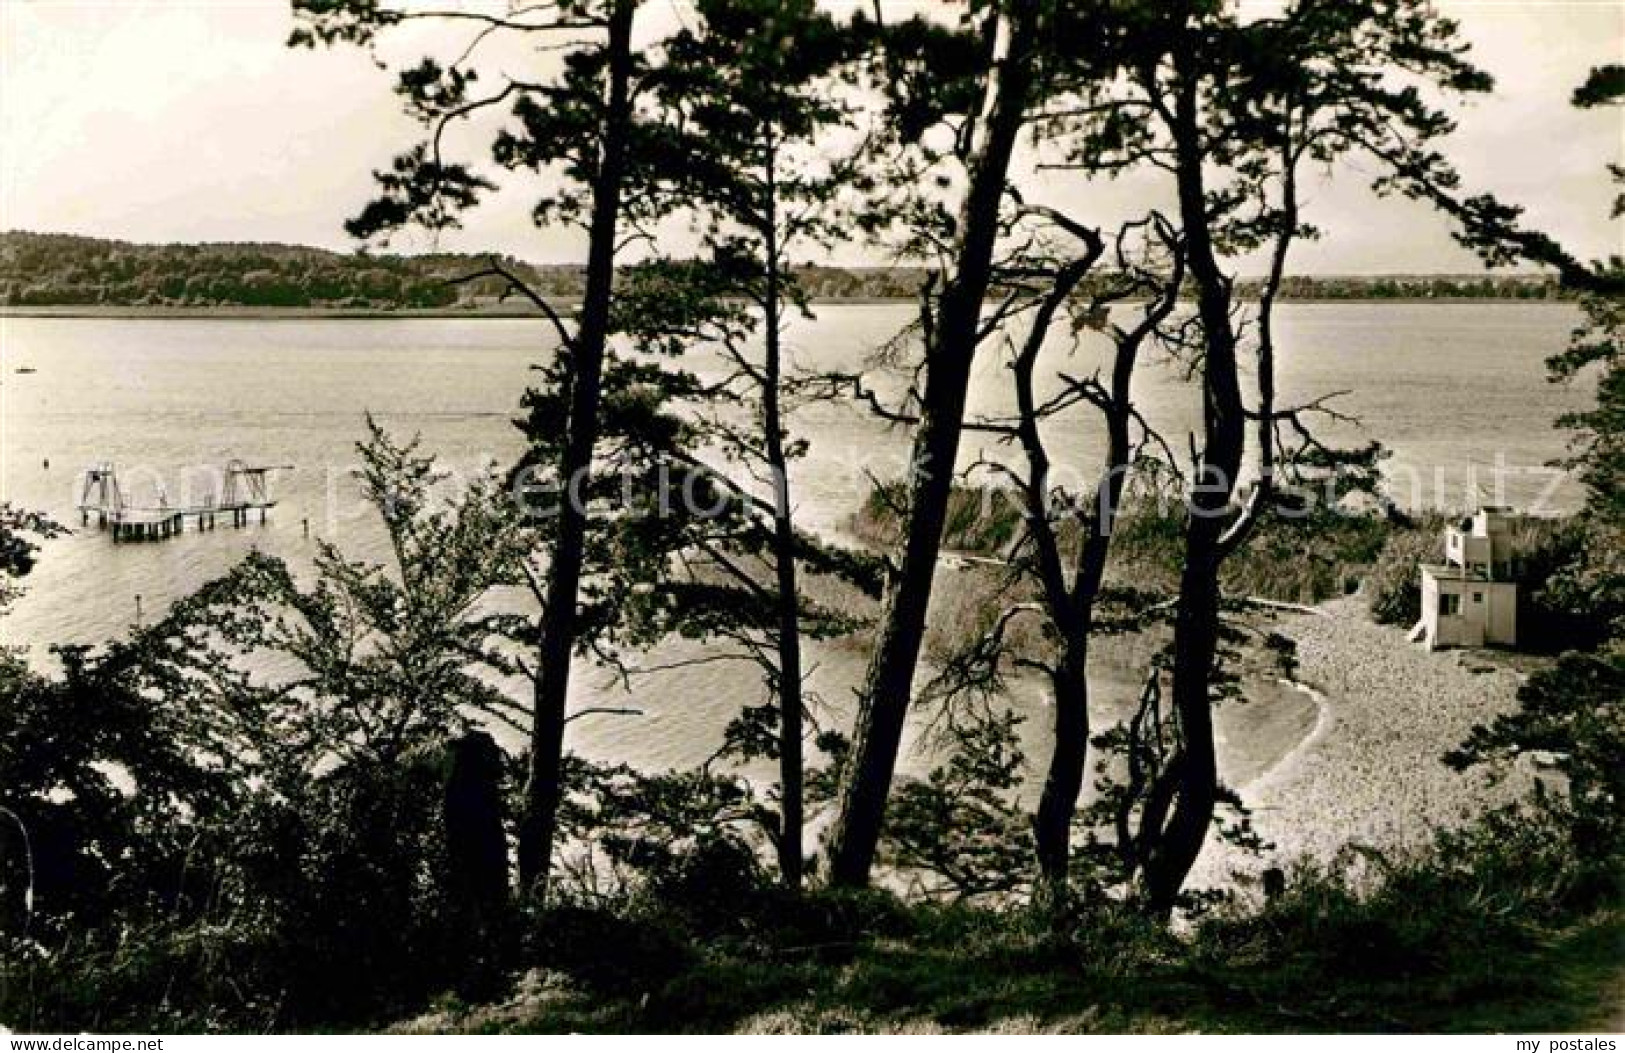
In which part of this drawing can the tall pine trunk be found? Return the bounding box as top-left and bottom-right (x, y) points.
(827, 0), (1044, 888)
(761, 155), (806, 889)
(1026, 254), (1141, 886)
(1033, 404), (1134, 884)
(1138, 76), (1244, 916)
(516, 0), (636, 894)
(1033, 643), (1090, 883)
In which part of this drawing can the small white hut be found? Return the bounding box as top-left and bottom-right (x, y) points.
(1411, 507), (1519, 650)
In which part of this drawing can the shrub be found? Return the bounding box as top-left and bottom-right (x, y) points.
(852, 481), (1026, 555)
(1224, 511), (1391, 604)
(881, 707), (1034, 901)
(1516, 518), (1623, 652)
(521, 898), (696, 994)
(1367, 514), (1450, 625)
(1448, 650), (1625, 886)
(1189, 802), (1614, 1028)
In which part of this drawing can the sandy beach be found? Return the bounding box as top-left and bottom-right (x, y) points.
(1194, 596), (1538, 891)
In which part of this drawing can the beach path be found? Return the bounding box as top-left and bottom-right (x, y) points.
(1194, 597), (1535, 891)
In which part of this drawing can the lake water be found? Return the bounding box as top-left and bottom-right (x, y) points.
(0, 303), (1589, 789)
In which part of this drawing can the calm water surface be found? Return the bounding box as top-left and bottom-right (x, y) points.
(0, 303), (1587, 785)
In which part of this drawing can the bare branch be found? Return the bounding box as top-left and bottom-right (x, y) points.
(446, 257), (577, 351)
(565, 706), (643, 724)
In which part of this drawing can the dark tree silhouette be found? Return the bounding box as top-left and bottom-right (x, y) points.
(1055, 0), (1505, 914)
(290, 0), (684, 892)
(826, 0), (1085, 890)
(643, 0), (876, 888)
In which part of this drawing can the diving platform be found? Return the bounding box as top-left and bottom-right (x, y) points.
(77, 460), (289, 542)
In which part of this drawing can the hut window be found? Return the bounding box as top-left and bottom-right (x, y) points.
(1440, 593), (1462, 616)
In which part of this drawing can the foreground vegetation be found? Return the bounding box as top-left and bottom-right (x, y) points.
(6, 791), (1618, 1033)
(406, 818), (1622, 1035)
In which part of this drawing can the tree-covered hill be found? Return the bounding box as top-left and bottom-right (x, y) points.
(0, 231), (933, 309)
(0, 231), (1567, 310)
(0, 231), (525, 309)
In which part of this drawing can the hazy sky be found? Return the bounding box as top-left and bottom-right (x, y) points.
(2, 0), (1621, 272)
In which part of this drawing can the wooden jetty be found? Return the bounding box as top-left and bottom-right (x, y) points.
(78, 460), (290, 543)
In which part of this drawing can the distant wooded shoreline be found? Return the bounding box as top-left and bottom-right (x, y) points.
(1, 231), (1573, 313)
(0, 297), (1581, 321)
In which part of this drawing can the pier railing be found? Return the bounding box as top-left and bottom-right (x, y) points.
(77, 460), (289, 542)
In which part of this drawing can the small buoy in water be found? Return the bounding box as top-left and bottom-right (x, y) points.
(42, 458), (49, 470)
(302, 517), (310, 539)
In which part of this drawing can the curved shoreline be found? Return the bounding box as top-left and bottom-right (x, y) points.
(1238, 676), (1336, 797)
